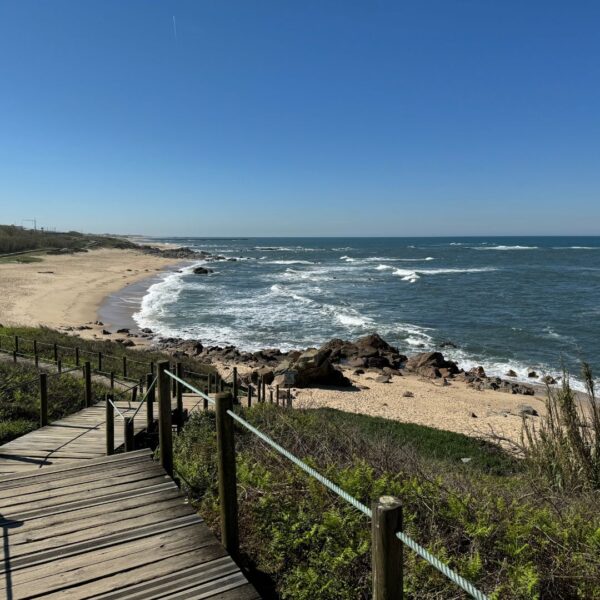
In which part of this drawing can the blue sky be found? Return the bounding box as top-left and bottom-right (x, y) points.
(1, 1), (599, 236)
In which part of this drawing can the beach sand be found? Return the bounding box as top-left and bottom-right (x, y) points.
(0, 247), (549, 444)
(0, 248), (181, 339)
(217, 361), (548, 444)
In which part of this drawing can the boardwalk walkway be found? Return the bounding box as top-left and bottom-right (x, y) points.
(0, 398), (259, 598)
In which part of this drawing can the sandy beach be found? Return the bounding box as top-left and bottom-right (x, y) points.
(0, 248), (181, 338)
(0, 246), (552, 444)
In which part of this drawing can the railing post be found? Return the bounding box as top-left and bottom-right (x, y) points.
(215, 391), (239, 557)
(208, 373), (213, 394)
(150, 361), (155, 376)
(13, 350), (17, 363)
(84, 361), (92, 407)
(176, 362), (183, 432)
(53, 342), (58, 363)
(171, 364), (177, 397)
(124, 416), (135, 452)
(276, 385), (280, 406)
(40, 373), (48, 427)
(256, 378), (261, 403)
(247, 384), (253, 408)
(262, 378), (266, 403)
(269, 389), (273, 404)
(34, 340), (39, 367)
(110, 371), (115, 389)
(57, 359), (62, 374)
(75, 346), (80, 367)
(14, 335), (19, 357)
(232, 367), (238, 402)
(105, 394), (114, 455)
(123, 355), (128, 378)
(203, 387), (209, 411)
(146, 372), (155, 431)
(372, 496), (403, 600)
(131, 386), (138, 404)
(98, 351), (103, 372)
(157, 361), (173, 477)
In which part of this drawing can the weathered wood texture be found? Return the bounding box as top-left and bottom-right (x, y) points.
(0, 450), (259, 599)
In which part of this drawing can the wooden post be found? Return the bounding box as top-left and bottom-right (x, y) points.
(262, 378), (266, 403)
(131, 386), (137, 404)
(150, 361), (155, 376)
(372, 496), (403, 600)
(34, 340), (39, 367)
(157, 361), (173, 477)
(53, 343), (58, 363)
(215, 392), (239, 556)
(75, 347), (80, 367)
(176, 362), (183, 432)
(98, 351), (103, 372)
(257, 378), (262, 403)
(57, 359), (62, 374)
(208, 373), (213, 394)
(232, 367), (238, 403)
(14, 335), (19, 356)
(12, 350), (17, 363)
(124, 417), (135, 452)
(269, 389), (273, 404)
(287, 388), (292, 408)
(84, 361), (92, 407)
(40, 373), (48, 427)
(203, 387), (209, 411)
(276, 385), (280, 406)
(172, 364), (177, 397)
(110, 371), (115, 389)
(123, 355), (128, 378)
(106, 394), (114, 455)
(247, 385), (252, 408)
(146, 372), (155, 431)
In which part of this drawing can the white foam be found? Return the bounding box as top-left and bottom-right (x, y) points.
(268, 260), (315, 265)
(364, 257), (436, 262)
(553, 246), (598, 250)
(473, 245), (538, 250)
(375, 264), (394, 271)
(392, 267), (496, 281)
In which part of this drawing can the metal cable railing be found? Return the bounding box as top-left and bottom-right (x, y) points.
(165, 370), (489, 600)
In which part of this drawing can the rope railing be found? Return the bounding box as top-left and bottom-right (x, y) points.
(130, 376), (157, 419)
(164, 369), (488, 600)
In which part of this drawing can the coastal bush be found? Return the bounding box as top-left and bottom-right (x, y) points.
(174, 405), (600, 599)
(522, 364), (600, 492)
(0, 360), (109, 442)
(0, 325), (215, 382)
(0, 224), (136, 254)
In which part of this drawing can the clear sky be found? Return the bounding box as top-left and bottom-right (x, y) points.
(1, 1), (599, 236)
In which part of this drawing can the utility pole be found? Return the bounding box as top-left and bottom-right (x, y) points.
(22, 218), (37, 231)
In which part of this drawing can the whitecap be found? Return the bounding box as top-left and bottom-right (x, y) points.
(473, 245), (538, 250)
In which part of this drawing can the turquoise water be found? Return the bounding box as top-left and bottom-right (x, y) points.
(132, 237), (600, 388)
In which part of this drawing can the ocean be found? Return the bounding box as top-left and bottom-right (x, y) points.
(114, 237), (599, 390)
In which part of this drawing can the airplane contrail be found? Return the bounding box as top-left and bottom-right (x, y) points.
(172, 16), (177, 42)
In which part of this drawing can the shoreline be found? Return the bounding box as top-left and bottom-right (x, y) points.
(0, 247), (185, 342)
(0, 244), (568, 443)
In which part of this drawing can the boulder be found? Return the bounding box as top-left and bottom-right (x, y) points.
(528, 371), (538, 378)
(402, 391), (414, 398)
(375, 374), (391, 383)
(468, 366), (486, 378)
(278, 348), (351, 388)
(505, 369), (517, 377)
(518, 404), (539, 417)
(116, 328), (130, 334)
(406, 352), (459, 376)
(347, 357), (367, 368)
(541, 375), (557, 385)
(193, 267), (214, 275)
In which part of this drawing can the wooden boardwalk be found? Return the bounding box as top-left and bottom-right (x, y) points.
(0, 398), (259, 599)
(0, 399), (147, 476)
(0, 450), (258, 599)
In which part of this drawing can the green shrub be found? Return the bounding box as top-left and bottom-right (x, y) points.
(175, 405), (600, 599)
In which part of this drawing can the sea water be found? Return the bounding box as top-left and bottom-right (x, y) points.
(129, 237), (600, 389)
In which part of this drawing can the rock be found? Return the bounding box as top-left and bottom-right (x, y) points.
(347, 357), (367, 368)
(353, 368), (365, 375)
(367, 356), (391, 369)
(468, 366), (486, 378)
(375, 374), (391, 383)
(101, 329), (111, 335)
(439, 341), (458, 349)
(121, 339), (135, 347)
(116, 328), (130, 334)
(506, 369), (517, 377)
(193, 267), (214, 275)
(406, 351), (459, 377)
(541, 375), (557, 385)
(470, 412), (477, 418)
(461, 457), (472, 464)
(518, 404), (539, 417)
(279, 348), (351, 388)
(528, 371), (538, 378)
(94, 321), (104, 326)
(141, 328), (153, 334)
(402, 391), (414, 398)
(76, 325), (92, 331)
(254, 367), (275, 385)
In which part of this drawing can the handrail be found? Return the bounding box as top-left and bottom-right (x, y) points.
(164, 369), (488, 600)
(106, 395), (125, 420)
(130, 376), (157, 419)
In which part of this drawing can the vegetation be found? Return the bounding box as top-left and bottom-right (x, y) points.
(522, 364), (600, 492)
(0, 360), (109, 444)
(0, 325), (214, 382)
(175, 405), (600, 599)
(0, 224), (136, 255)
